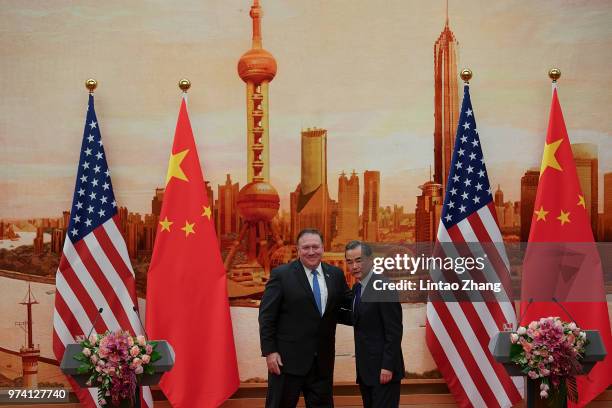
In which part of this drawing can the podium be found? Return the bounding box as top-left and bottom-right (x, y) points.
(489, 330), (606, 408)
(60, 340), (175, 407)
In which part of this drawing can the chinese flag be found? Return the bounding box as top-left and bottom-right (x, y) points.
(521, 86), (611, 406)
(146, 97), (239, 407)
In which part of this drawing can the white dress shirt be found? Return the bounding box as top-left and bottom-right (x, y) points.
(303, 263), (328, 315)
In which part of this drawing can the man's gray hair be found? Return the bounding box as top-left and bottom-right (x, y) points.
(296, 228), (323, 245)
(344, 240), (373, 257)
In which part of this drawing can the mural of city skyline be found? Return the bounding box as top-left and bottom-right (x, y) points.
(1, 0), (610, 301)
(0, 0), (610, 389)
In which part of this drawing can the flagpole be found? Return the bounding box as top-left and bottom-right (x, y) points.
(548, 67), (561, 92)
(460, 68), (472, 84)
(178, 78), (191, 101)
(85, 78), (97, 94)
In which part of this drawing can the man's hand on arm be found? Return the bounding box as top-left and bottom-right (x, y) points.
(266, 352), (283, 375)
(379, 368), (393, 384)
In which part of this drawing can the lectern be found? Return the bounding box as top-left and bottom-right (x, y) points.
(60, 340), (175, 407)
(489, 330), (606, 408)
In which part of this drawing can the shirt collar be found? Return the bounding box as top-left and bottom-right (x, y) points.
(359, 269), (374, 289)
(301, 262), (322, 276)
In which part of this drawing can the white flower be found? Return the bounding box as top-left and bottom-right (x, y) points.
(568, 322), (577, 330)
(517, 326), (527, 335)
(579, 331), (586, 339)
(510, 333), (519, 343)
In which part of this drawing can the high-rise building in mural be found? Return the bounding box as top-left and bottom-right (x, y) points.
(571, 143), (598, 236)
(415, 180), (443, 242)
(291, 128), (333, 249)
(604, 172), (612, 241)
(238, 0), (276, 184)
(225, 0), (280, 278)
(151, 188), (164, 217)
(520, 168), (539, 242)
(334, 171), (359, 247)
(217, 174), (240, 236)
(433, 6), (459, 192)
(362, 170), (380, 241)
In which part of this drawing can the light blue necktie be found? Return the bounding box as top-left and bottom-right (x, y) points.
(312, 270), (323, 316)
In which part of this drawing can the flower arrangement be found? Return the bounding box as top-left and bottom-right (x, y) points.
(510, 316), (588, 405)
(74, 331), (162, 407)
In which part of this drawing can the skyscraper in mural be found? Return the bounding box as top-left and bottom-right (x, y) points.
(217, 174), (240, 236)
(224, 0), (280, 277)
(571, 143), (598, 236)
(415, 180), (443, 242)
(291, 128), (332, 248)
(334, 171), (359, 248)
(433, 6), (459, 192)
(520, 168), (539, 242)
(362, 170), (380, 241)
(605, 172), (612, 241)
(238, 0), (276, 183)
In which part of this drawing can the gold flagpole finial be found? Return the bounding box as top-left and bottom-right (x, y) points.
(178, 78), (191, 93)
(460, 68), (472, 84)
(548, 68), (561, 82)
(85, 79), (97, 93)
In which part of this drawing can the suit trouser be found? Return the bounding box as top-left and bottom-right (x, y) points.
(265, 358), (333, 408)
(358, 380), (400, 408)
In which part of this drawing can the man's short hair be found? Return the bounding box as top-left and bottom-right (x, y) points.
(296, 228), (323, 245)
(344, 240), (373, 257)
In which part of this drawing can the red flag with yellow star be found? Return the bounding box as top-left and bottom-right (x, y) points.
(521, 86), (611, 406)
(145, 97), (239, 407)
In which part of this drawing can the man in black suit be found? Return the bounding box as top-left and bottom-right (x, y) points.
(345, 240), (404, 408)
(259, 228), (351, 408)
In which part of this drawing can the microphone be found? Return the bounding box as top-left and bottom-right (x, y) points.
(86, 307), (104, 339)
(133, 305), (150, 340)
(515, 298), (533, 330)
(552, 297), (580, 327)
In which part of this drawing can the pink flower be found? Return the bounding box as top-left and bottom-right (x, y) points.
(510, 333), (519, 343)
(528, 321), (538, 330)
(91, 355), (98, 364)
(540, 390), (548, 398)
(82, 348), (91, 357)
(128, 336), (135, 347)
(135, 365), (144, 375)
(130, 345), (140, 357)
(145, 345), (153, 354)
(89, 334), (98, 345)
(541, 368), (550, 376)
(132, 358), (142, 367)
(528, 371), (539, 379)
(137, 335), (146, 346)
(99, 399), (107, 406)
(141, 354), (151, 364)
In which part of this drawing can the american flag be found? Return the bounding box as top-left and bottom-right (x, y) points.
(52, 94), (153, 408)
(425, 85), (524, 407)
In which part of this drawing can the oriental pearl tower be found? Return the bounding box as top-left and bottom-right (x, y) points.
(224, 0), (281, 280)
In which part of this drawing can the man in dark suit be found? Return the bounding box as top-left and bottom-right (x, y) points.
(259, 228), (351, 408)
(345, 240), (404, 408)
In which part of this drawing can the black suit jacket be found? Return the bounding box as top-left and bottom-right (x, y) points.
(259, 260), (351, 377)
(352, 275), (405, 386)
